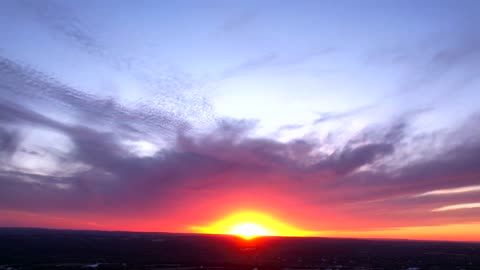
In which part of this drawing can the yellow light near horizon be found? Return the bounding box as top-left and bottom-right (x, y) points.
(191, 211), (313, 239)
(229, 222), (272, 239)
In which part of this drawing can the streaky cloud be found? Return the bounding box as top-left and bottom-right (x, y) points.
(432, 203), (480, 212)
(416, 185), (480, 197)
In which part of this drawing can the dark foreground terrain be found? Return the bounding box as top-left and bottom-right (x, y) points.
(0, 228), (479, 270)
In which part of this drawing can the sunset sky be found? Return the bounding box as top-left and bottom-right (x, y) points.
(1, 0), (480, 242)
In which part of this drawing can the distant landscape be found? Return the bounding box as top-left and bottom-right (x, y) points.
(1, 228), (479, 270)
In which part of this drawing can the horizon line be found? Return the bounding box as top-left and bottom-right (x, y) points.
(1, 226), (479, 244)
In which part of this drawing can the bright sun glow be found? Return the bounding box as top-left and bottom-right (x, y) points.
(191, 211), (314, 240)
(229, 222), (272, 239)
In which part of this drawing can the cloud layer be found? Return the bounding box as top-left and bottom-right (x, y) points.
(1, 53), (480, 236)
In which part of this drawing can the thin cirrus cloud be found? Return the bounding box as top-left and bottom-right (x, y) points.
(416, 185), (480, 197)
(432, 203), (480, 212)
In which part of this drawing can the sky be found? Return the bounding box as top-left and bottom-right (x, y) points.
(1, 0), (480, 242)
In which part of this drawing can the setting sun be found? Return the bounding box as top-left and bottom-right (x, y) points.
(191, 211), (314, 239)
(229, 222), (272, 239)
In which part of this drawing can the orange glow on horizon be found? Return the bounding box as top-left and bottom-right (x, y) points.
(328, 222), (480, 242)
(3, 210), (480, 242)
(191, 211), (315, 239)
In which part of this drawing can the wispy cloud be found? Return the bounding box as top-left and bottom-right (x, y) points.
(416, 185), (480, 197)
(219, 47), (335, 79)
(220, 52), (277, 79)
(22, 0), (103, 56)
(432, 203), (480, 212)
(313, 105), (374, 124)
